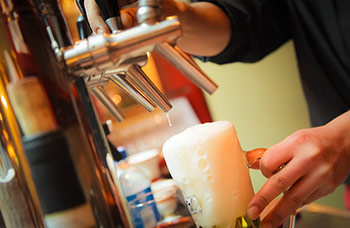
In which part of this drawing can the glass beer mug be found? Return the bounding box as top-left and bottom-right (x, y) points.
(162, 121), (272, 228)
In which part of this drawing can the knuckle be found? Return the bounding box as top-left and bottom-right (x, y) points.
(307, 146), (322, 161)
(290, 130), (310, 144)
(273, 175), (289, 191)
(287, 194), (303, 207)
(315, 164), (333, 182)
(319, 164), (332, 175)
(256, 194), (269, 208)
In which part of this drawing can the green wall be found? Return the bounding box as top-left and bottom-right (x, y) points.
(197, 41), (346, 210)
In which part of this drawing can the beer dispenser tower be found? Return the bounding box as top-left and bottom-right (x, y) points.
(0, 0), (217, 227)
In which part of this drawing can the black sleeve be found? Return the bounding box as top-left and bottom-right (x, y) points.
(192, 0), (291, 64)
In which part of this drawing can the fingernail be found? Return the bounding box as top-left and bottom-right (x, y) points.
(247, 205), (259, 220)
(262, 222), (272, 228)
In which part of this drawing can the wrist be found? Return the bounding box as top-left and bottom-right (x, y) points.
(163, 0), (193, 26)
(327, 111), (350, 171)
(168, 1), (231, 56)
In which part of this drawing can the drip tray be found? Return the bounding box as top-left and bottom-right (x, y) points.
(295, 204), (350, 228)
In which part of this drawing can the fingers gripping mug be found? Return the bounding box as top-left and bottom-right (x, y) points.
(162, 121), (265, 228)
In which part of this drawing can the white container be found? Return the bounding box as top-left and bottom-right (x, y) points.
(128, 149), (161, 182)
(117, 161), (161, 228)
(151, 179), (178, 218)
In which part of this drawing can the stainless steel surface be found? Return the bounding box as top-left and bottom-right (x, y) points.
(283, 215), (296, 228)
(295, 204), (350, 228)
(106, 17), (122, 33)
(102, 0), (173, 113)
(126, 63), (172, 112)
(64, 17), (182, 76)
(136, 0), (218, 95)
(137, 0), (163, 25)
(92, 85), (125, 122)
(68, 0), (218, 118)
(105, 54), (170, 113)
(93, 0), (169, 114)
(155, 43), (218, 94)
(110, 73), (156, 112)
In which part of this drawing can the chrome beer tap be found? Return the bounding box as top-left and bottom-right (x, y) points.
(137, 0), (218, 94)
(77, 15), (156, 119)
(0, 0), (218, 227)
(75, 0), (173, 113)
(66, 0), (218, 117)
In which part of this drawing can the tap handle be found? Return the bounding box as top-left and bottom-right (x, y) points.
(77, 15), (92, 39)
(95, 0), (123, 32)
(95, 0), (121, 20)
(76, 0), (93, 34)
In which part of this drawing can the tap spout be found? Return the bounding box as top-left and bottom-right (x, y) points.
(110, 73), (156, 112)
(155, 43), (218, 94)
(91, 86), (125, 122)
(64, 17), (181, 76)
(126, 64), (172, 112)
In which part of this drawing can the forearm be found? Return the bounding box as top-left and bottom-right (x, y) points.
(170, 1), (232, 56)
(85, 0), (231, 56)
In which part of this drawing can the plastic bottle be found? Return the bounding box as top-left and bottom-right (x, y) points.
(116, 152), (161, 228)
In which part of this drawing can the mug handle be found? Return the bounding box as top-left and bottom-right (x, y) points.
(245, 148), (266, 169)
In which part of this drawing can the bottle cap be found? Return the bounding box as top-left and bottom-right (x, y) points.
(117, 146), (127, 160)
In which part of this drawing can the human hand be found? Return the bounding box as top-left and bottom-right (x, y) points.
(83, 0), (184, 34)
(247, 111), (350, 228)
(84, 0), (138, 33)
(82, 0), (231, 56)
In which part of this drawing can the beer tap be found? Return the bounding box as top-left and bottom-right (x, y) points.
(109, 73), (156, 112)
(0, 0), (219, 227)
(95, 0), (173, 113)
(75, 0), (172, 113)
(77, 14), (126, 121)
(136, 0), (218, 94)
(95, 0), (217, 106)
(76, 14), (156, 118)
(68, 0), (217, 103)
(91, 85), (125, 121)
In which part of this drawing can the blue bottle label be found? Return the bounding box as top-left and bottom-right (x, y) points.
(126, 187), (161, 228)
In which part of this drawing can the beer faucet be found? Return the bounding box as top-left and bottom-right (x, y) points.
(77, 15), (156, 118)
(0, 0), (218, 227)
(137, 0), (218, 94)
(75, 0), (173, 114)
(67, 0), (218, 118)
